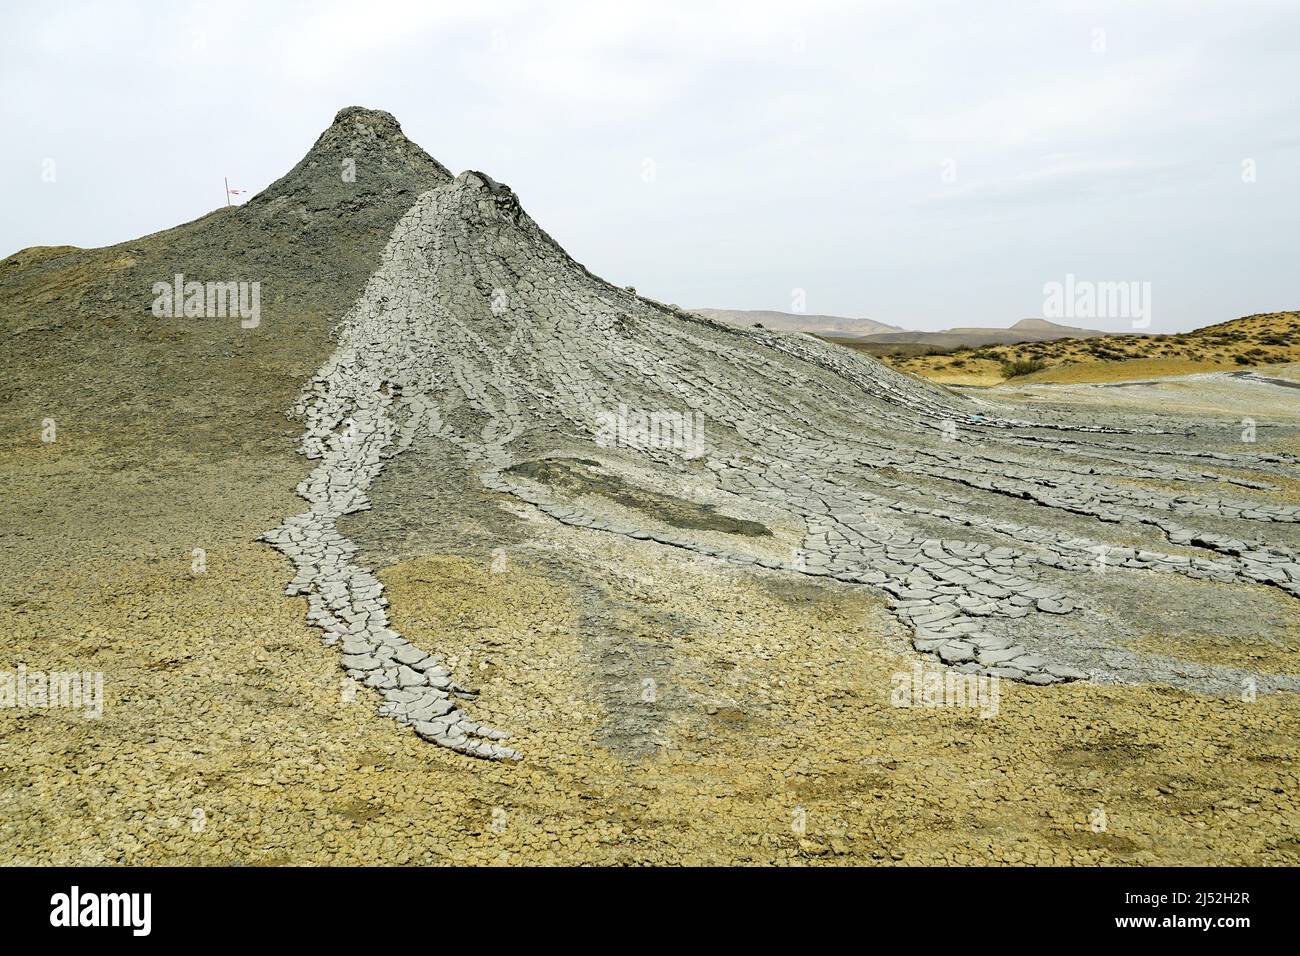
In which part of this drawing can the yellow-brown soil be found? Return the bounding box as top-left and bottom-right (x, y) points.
(2, 480), (1297, 864)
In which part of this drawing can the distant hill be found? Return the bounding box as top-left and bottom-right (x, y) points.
(691, 308), (900, 337)
(853, 317), (1125, 349)
(693, 309), (1129, 349)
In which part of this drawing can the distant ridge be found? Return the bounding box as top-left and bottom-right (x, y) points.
(692, 309), (1131, 348)
(851, 317), (1130, 349)
(691, 308), (900, 337)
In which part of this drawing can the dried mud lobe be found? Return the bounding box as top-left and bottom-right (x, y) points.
(266, 162), (1300, 758)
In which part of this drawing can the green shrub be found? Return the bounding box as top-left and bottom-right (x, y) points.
(1000, 357), (1048, 378)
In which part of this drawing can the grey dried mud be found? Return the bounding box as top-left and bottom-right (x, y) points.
(261, 160), (1300, 759)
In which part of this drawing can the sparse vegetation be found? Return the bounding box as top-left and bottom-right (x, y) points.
(1000, 357), (1048, 378)
(848, 311), (1299, 386)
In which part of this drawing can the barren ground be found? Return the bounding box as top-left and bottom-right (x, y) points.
(2, 375), (1297, 865)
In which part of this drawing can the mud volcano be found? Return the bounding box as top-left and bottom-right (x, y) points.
(258, 109), (1300, 759)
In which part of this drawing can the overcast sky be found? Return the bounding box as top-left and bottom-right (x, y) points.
(3, 0), (1297, 332)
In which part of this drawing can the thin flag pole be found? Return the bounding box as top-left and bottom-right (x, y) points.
(224, 176), (231, 207)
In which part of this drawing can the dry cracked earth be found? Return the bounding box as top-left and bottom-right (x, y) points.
(1, 108), (1297, 866)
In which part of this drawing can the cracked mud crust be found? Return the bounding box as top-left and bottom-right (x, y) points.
(258, 163), (1300, 766)
(2, 534), (1298, 865)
